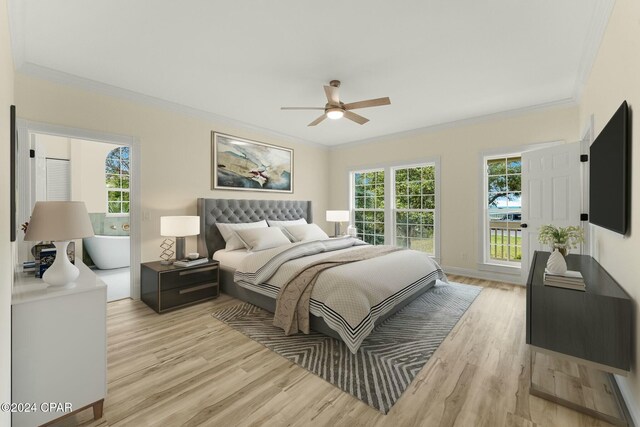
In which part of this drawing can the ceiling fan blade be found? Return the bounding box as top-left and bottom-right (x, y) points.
(344, 110), (369, 125)
(281, 107), (325, 110)
(324, 85), (340, 105)
(308, 114), (327, 126)
(343, 97), (391, 110)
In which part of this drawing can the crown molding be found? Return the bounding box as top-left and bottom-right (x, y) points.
(330, 97), (578, 150)
(572, 0), (615, 103)
(16, 62), (327, 150)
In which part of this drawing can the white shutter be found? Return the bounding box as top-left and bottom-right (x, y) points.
(45, 158), (71, 201)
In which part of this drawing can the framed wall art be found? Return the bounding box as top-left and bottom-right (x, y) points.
(212, 132), (293, 193)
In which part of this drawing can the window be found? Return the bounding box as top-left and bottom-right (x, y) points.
(394, 165), (436, 254)
(350, 161), (439, 257)
(353, 170), (385, 245)
(485, 155), (521, 264)
(106, 146), (130, 215)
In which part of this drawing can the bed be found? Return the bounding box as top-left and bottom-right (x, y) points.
(197, 198), (446, 352)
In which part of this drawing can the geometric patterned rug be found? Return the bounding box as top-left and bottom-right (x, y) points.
(211, 281), (482, 414)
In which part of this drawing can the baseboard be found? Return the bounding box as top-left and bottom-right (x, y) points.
(614, 375), (640, 427)
(442, 265), (524, 286)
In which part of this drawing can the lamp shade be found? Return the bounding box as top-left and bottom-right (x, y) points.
(160, 216), (200, 237)
(326, 210), (350, 222)
(24, 201), (94, 242)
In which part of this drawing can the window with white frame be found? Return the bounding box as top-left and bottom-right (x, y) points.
(350, 162), (438, 256)
(484, 155), (521, 264)
(106, 146), (130, 215)
(353, 169), (385, 245)
(393, 164), (436, 254)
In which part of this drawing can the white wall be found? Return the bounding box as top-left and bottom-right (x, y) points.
(0, 0), (14, 423)
(329, 106), (579, 279)
(15, 74), (331, 266)
(69, 139), (122, 213)
(36, 133), (70, 159)
(579, 0), (640, 420)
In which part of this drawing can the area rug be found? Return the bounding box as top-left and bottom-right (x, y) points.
(211, 281), (481, 414)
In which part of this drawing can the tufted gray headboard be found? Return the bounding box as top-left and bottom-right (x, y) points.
(197, 198), (313, 258)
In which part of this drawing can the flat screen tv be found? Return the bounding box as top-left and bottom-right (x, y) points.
(589, 100), (630, 235)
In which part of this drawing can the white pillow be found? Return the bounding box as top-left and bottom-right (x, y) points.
(284, 223), (329, 242)
(235, 227), (291, 252)
(216, 220), (268, 251)
(267, 218), (308, 241)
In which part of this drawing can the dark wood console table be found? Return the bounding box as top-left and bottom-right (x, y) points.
(526, 251), (633, 426)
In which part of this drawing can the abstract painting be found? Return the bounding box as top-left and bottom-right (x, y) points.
(212, 132), (293, 193)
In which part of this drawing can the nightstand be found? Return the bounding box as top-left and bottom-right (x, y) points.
(141, 260), (219, 313)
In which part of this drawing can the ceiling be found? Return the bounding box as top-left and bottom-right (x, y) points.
(9, 0), (614, 146)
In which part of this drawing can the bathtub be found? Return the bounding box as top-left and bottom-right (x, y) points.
(83, 235), (130, 269)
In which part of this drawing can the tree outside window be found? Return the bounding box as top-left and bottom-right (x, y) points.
(394, 165), (436, 254)
(353, 170), (385, 245)
(486, 156), (521, 262)
(106, 146), (130, 215)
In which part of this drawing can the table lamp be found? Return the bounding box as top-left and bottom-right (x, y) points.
(326, 210), (350, 237)
(24, 201), (95, 287)
(160, 216), (200, 262)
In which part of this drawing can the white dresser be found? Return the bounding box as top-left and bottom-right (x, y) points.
(12, 261), (107, 427)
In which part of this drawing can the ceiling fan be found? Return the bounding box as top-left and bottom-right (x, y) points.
(281, 80), (391, 126)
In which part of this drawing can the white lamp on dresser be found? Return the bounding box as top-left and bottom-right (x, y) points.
(23, 201), (95, 287)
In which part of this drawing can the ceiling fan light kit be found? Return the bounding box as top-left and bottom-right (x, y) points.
(281, 80), (391, 126)
(326, 108), (344, 120)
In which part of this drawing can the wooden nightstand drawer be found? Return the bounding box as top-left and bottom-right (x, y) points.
(160, 265), (218, 291)
(160, 282), (219, 310)
(140, 260), (220, 313)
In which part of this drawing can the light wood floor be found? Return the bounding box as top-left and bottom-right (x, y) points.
(54, 276), (614, 427)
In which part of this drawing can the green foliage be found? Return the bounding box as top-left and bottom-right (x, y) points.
(507, 157), (521, 174)
(489, 233), (522, 261)
(106, 147), (131, 215)
(487, 159), (506, 175)
(108, 202), (120, 213)
(487, 157), (521, 207)
(355, 165), (435, 252)
(538, 225), (584, 249)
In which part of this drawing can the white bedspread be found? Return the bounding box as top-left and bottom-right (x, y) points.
(234, 236), (447, 352)
(213, 249), (250, 270)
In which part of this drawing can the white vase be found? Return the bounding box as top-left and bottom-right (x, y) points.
(546, 249), (567, 275)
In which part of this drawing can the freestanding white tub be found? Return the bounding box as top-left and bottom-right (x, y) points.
(83, 235), (130, 269)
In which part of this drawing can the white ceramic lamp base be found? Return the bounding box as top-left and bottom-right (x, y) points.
(42, 241), (79, 287)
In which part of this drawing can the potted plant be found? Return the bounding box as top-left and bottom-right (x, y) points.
(538, 225), (584, 256)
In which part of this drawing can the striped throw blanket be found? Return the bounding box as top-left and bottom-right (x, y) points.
(273, 245), (403, 335)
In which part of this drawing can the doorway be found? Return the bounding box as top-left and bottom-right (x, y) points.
(15, 121), (141, 301)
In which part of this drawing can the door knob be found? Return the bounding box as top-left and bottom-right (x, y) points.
(521, 223), (528, 228)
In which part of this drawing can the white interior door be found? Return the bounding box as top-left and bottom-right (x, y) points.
(45, 158), (71, 201)
(521, 142), (582, 279)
